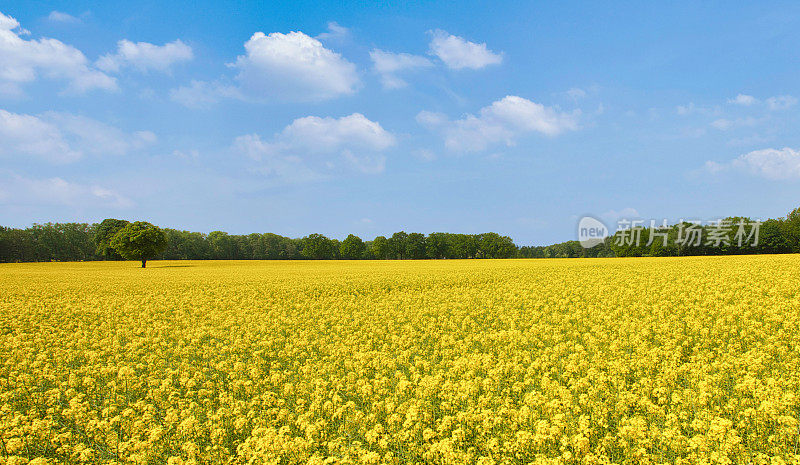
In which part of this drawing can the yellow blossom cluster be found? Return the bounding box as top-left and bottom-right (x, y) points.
(0, 256), (799, 464)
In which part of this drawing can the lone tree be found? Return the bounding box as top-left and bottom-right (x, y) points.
(110, 221), (167, 268)
(95, 218), (130, 259)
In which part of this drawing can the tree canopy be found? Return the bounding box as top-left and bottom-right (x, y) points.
(95, 218), (130, 259)
(340, 234), (367, 259)
(110, 221), (168, 267)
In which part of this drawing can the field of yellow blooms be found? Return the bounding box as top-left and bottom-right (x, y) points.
(1, 256), (799, 464)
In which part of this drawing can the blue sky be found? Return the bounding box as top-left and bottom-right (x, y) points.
(1, 1), (800, 245)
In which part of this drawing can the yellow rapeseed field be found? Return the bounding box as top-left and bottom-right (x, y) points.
(1, 256), (799, 464)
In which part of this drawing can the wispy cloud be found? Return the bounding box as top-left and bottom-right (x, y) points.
(428, 30), (502, 70)
(97, 39), (193, 73)
(370, 49), (433, 89)
(0, 109), (156, 163)
(46, 11), (82, 24)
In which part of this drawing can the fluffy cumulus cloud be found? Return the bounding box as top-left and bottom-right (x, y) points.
(370, 49), (433, 89)
(418, 96), (579, 152)
(704, 147), (800, 180)
(0, 11), (116, 95)
(272, 113), (396, 154)
(233, 113), (395, 179)
(232, 31), (359, 101)
(0, 172), (133, 208)
(0, 109), (156, 163)
(171, 29), (360, 106)
(97, 39), (193, 73)
(428, 30), (502, 70)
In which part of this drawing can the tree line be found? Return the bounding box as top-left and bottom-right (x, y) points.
(517, 206), (800, 258)
(2, 205), (800, 263)
(0, 220), (517, 262)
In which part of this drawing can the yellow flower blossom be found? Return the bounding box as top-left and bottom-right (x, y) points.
(0, 257), (798, 463)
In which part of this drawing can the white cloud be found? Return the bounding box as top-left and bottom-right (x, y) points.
(169, 80), (242, 108)
(428, 30), (502, 70)
(97, 39), (193, 73)
(47, 11), (81, 24)
(733, 147), (800, 179)
(710, 119), (732, 130)
(233, 113), (395, 179)
(316, 21), (349, 41)
(273, 113), (395, 154)
(766, 95), (797, 111)
(703, 147), (800, 180)
(0, 172), (133, 208)
(418, 95), (579, 152)
(170, 28), (359, 106)
(675, 102), (721, 116)
(728, 94), (758, 106)
(416, 110), (448, 127)
(232, 31), (359, 101)
(232, 134), (323, 182)
(370, 49), (433, 89)
(0, 109), (155, 163)
(702, 160), (726, 174)
(343, 149), (386, 174)
(0, 11), (116, 95)
(566, 88), (587, 100)
(710, 117), (759, 131)
(0, 110), (78, 162)
(724, 93), (795, 110)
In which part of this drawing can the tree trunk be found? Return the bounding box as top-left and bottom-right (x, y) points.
(141, 260), (146, 268)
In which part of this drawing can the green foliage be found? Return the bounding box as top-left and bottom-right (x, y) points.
(425, 233), (449, 259)
(406, 233), (426, 259)
(477, 232), (517, 258)
(94, 218), (130, 259)
(300, 233), (336, 259)
(110, 221), (168, 267)
(208, 231), (236, 259)
(371, 236), (390, 259)
(340, 234), (367, 259)
(388, 231), (409, 259)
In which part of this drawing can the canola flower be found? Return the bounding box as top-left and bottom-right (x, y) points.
(0, 256), (798, 464)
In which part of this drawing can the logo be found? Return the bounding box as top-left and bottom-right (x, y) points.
(578, 216), (608, 248)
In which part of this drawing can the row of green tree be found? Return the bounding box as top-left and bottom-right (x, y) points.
(0, 219), (517, 263)
(3, 206), (800, 263)
(517, 207), (800, 258)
